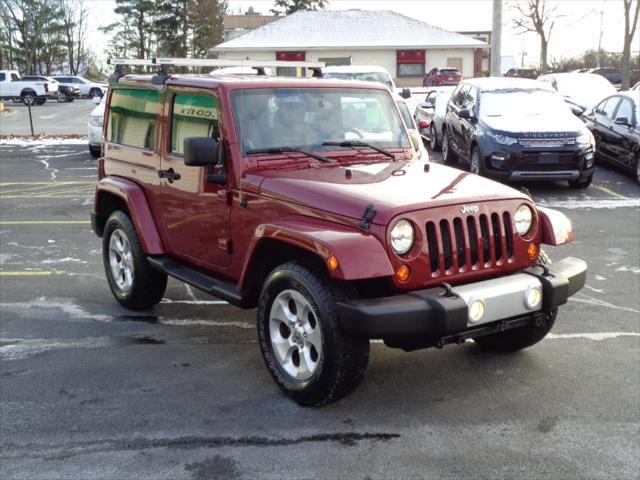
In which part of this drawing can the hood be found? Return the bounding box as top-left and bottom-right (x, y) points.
(254, 161), (529, 225)
(481, 112), (585, 134)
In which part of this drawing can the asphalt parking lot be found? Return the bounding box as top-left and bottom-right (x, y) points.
(0, 142), (639, 479)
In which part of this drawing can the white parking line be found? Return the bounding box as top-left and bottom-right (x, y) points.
(547, 332), (640, 341)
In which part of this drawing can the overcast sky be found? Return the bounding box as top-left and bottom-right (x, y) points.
(87, 0), (638, 67)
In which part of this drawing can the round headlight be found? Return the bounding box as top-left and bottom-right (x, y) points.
(514, 204), (533, 236)
(390, 219), (414, 255)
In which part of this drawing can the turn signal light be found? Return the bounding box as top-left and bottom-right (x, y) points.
(395, 264), (411, 283)
(527, 243), (538, 260)
(326, 255), (339, 271)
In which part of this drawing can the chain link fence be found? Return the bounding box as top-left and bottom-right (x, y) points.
(0, 95), (100, 137)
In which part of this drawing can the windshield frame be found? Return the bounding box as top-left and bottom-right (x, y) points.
(230, 86), (411, 157)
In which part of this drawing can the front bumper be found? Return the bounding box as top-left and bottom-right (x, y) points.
(337, 257), (586, 343)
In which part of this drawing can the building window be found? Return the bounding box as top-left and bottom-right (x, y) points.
(318, 57), (351, 66)
(397, 50), (425, 77)
(276, 51), (306, 77)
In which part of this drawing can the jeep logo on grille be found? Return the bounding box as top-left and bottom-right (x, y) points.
(461, 205), (479, 214)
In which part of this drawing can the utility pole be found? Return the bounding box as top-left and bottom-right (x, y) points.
(596, 10), (603, 67)
(491, 0), (502, 76)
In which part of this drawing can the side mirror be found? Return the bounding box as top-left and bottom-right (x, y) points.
(418, 120), (430, 129)
(184, 137), (219, 166)
(457, 108), (471, 119)
(401, 88), (411, 99)
(407, 129), (422, 152)
(92, 96), (101, 105)
(615, 117), (630, 126)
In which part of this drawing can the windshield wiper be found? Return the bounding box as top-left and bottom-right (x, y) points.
(322, 141), (396, 160)
(246, 146), (331, 163)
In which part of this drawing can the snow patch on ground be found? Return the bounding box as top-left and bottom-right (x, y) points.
(547, 332), (640, 341)
(536, 199), (640, 209)
(0, 137), (87, 146)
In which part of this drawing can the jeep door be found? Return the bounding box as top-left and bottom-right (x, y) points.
(157, 89), (231, 269)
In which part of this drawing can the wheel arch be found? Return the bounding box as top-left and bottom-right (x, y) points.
(238, 216), (394, 304)
(92, 177), (165, 255)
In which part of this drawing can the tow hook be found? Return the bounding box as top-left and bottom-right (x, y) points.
(439, 282), (454, 298)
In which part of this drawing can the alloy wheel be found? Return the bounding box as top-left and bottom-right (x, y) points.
(429, 125), (437, 150)
(268, 289), (322, 381)
(108, 229), (134, 293)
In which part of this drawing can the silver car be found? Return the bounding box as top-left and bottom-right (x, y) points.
(413, 86), (455, 151)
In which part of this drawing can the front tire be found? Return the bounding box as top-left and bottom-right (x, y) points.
(469, 146), (485, 176)
(568, 173), (593, 189)
(257, 261), (369, 406)
(429, 124), (440, 151)
(102, 211), (167, 310)
(89, 88), (103, 98)
(89, 145), (101, 158)
(21, 92), (36, 106)
(442, 129), (457, 165)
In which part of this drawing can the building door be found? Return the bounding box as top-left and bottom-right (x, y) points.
(447, 57), (463, 72)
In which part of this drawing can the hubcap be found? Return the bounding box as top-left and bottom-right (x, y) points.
(108, 229), (134, 293)
(268, 289), (322, 381)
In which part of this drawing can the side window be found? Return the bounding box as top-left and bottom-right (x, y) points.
(602, 97), (621, 119)
(595, 99), (608, 115)
(171, 94), (219, 155)
(10, 73), (19, 81)
(425, 92), (436, 106)
(614, 99), (634, 124)
(453, 85), (469, 107)
(463, 86), (477, 112)
(108, 89), (159, 150)
(0, 73), (5, 81)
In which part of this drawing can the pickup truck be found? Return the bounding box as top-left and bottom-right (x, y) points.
(0, 70), (49, 105)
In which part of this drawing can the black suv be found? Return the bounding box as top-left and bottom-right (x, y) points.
(441, 78), (595, 188)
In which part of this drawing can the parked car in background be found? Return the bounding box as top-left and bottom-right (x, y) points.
(442, 77), (595, 188)
(20, 75), (59, 99)
(632, 81), (640, 91)
(52, 76), (107, 98)
(413, 86), (455, 151)
(87, 94), (106, 158)
(395, 98), (429, 160)
(210, 66), (273, 76)
(323, 65), (396, 91)
(537, 73), (616, 115)
(587, 67), (622, 86)
(582, 92), (640, 184)
(0, 70), (49, 105)
(504, 68), (538, 79)
(422, 67), (461, 86)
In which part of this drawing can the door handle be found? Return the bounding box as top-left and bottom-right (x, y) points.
(158, 169), (181, 183)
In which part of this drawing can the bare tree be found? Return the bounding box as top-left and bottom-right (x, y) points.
(511, 0), (559, 74)
(621, 0), (640, 89)
(60, 0), (89, 75)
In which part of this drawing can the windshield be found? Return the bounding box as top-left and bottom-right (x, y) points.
(323, 72), (394, 90)
(231, 88), (410, 155)
(554, 75), (616, 107)
(480, 88), (570, 117)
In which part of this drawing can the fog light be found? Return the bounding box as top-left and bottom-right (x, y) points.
(490, 153), (507, 170)
(585, 153), (594, 168)
(468, 298), (485, 323)
(527, 243), (538, 260)
(395, 264), (411, 283)
(525, 286), (542, 309)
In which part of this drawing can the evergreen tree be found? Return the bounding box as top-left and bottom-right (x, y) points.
(154, 0), (188, 57)
(113, 0), (156, 59)
(270, 0), (328, 15)
(188, 0), (227, 58)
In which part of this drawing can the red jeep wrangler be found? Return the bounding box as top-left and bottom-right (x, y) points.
(92, 60), (587, 406)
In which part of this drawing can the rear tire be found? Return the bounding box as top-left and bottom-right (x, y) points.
(89, 145), (101, 158)
(473, 251), (556, 352)
(102, 211), (167, 310)
(442, 129), (457, 165)
(257, 261), (369, 406)
(21, 92), (36, 106)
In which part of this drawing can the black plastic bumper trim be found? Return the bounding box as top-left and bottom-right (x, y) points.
(336, 256), (587, 339)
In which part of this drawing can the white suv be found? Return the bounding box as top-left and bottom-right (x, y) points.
(87, 94), (105, 158)
(52, 76), (107, 98)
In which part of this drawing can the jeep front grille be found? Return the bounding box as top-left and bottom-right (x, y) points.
(425, 212), (514, 275)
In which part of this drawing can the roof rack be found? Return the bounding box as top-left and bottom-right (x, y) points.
(106, 57), (326, 84)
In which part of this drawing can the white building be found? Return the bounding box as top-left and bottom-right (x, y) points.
(212, 10), (487, 86)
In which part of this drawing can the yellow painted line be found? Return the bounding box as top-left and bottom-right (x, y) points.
(594, 185), (629, 200)
(0, 182), (95, 186)
(0, 271), (65, 276)
(0, 221), (90, 225)
(0, 195), (93, 199)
